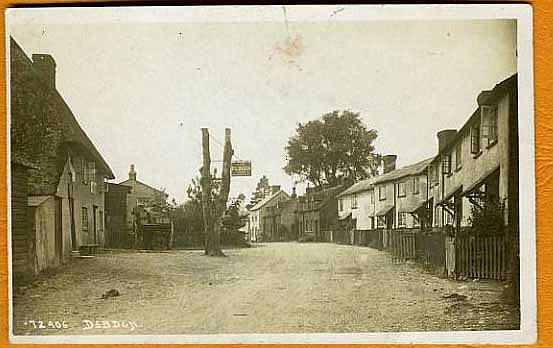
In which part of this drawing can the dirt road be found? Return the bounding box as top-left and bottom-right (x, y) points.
(12, 242), (519, 335)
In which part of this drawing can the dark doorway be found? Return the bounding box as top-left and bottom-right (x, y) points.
(55, 197), (63, 264)
(93, 205), (98, 244)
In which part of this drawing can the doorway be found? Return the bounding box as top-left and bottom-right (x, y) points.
(55, 197), (63, 264)
(93, 205), (98, 244)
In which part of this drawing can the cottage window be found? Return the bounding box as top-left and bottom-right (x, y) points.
(471, 125), (481, 154)
(377, 216), (386, 228)
(413, 177), (420, 195)
(339, 199), (344, 212)
(398, 212), (407, 227)
(81, 158), (88, 184)
(442, 154), (452, 175)
(351, 195), (358, 209)
(82, 207), (88, 230)
(398, 182), (406, 197)
(378, 186), (386, 201)
(138, 197), (150, 206)
(413, 214), (420, 227)
(482, 105), (498, 146)
(88, 162), (96, 183)
(455, 142), (462, 170)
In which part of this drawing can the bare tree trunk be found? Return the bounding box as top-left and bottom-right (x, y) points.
(201, 128), (217, 256)
(201, 128), (231, 257)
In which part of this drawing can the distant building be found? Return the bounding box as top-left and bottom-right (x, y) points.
(247, 186), (289, 242)
(298, 185), (346, 242)
(10, 37), (115, 279)
(262, 196), (300, 242)
(119, 164), (169, 231)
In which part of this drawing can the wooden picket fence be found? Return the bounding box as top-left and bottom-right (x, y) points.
(386, 228), (508, 280)
(454, 233), (507, 280)
(389, 229), (417, 260)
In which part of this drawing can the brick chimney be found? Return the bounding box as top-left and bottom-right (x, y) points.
(32, 54), (56, 88)
(129, 164), (137, 181)
(477, 90), (493, 106)
(437, 129), (457, 152)
(382, 155), (397, 174)
(291, 187), (297, 198)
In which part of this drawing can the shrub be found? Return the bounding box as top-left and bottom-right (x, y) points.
(468, 198), (505, 236)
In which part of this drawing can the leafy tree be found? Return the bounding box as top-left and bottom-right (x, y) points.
(179, 175), (246, 246)
(222, 193), (247, 231)
(284, 110), (380, 186)
(247, 175), (271, 209)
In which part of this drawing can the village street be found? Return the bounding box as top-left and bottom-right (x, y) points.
(13, 243), (518, 335)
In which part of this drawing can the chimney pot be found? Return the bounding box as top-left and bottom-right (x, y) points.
(129, 164), (137, 180)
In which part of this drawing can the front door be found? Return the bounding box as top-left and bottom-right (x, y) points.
(93, 205), (98, 244)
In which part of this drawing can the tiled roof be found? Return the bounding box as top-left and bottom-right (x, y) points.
(249, 190), (289, 211)
(336, 177), (377, 198)
(337, 158), (433, 198)
(372, 157), (434, 185)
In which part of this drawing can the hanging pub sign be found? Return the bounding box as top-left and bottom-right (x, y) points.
(231, 160), (252, 176)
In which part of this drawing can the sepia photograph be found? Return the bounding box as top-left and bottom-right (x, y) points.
(6, 4), (535, 344)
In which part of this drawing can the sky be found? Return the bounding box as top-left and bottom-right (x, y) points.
(9, 13), (517, 204)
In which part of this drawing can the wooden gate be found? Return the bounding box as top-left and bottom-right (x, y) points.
(455, 234), (507, 280)
(445, 236), (456, 278)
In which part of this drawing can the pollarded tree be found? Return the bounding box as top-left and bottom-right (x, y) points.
(284, 110), (380, 186)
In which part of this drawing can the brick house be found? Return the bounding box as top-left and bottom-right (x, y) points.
(262, 195), (300, 242)
(10, 37), (115, 277)
(298, 185), (346, 242)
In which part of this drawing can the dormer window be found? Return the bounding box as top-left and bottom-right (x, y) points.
(481, 105), (498, 147)
(471, 125), (481, 154)
(442, 154), (452, 175)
